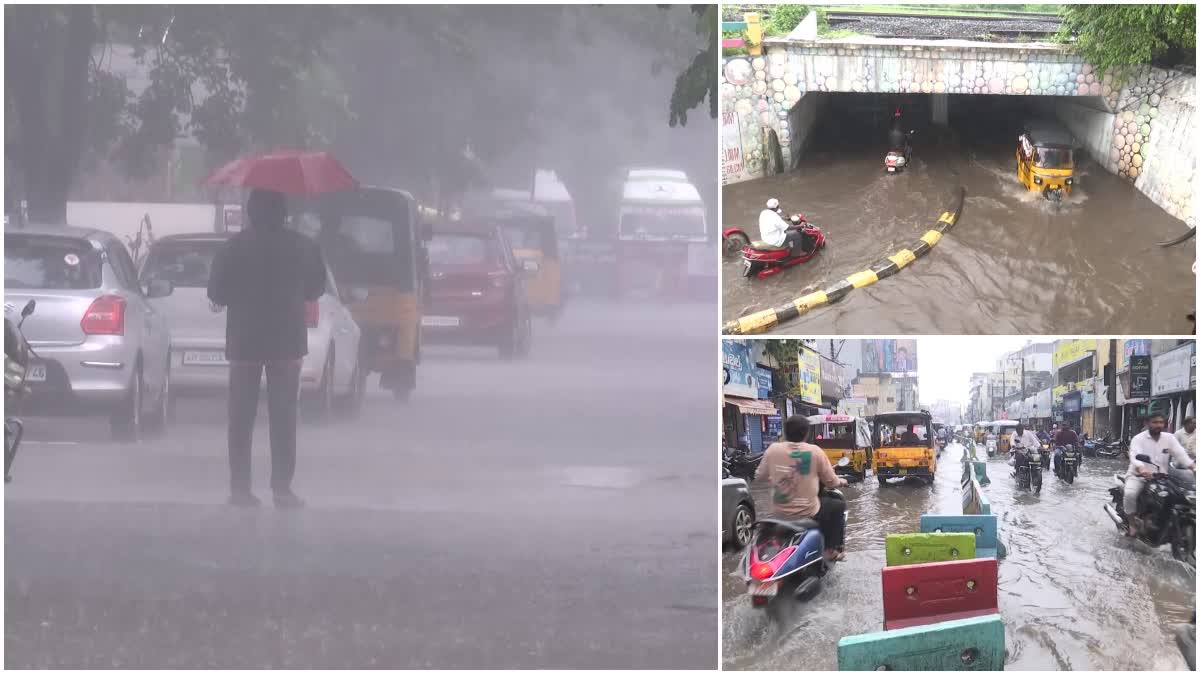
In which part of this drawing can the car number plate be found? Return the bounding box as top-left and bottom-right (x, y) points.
(887, 167), (896, 173)
(182, 351), (228, 366)
(26, 362), (46, 383)
(898, 468), (907, 474)
(750, 580), (778, 597)
(421, 316), (460, 327)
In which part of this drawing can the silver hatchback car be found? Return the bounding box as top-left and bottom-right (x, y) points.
(4, 224), (174, 440)
(139, 233), (365, 419)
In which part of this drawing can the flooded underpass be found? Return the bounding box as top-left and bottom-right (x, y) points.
(721, 442), (1195, 671)
(722, 94), (1196, 334)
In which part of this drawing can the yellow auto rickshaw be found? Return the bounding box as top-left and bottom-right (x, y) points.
(488, 203), (564, 319)
(974, 422), (989, 445)
(809, 414), (873, 482)
(994, 420), (1019, 454)
(872, 410), (936, 486)
(1016, 121), (1077, 202)
(293, 186), (430, 401)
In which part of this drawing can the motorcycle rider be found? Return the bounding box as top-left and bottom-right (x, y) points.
(1009, 422), (1041, 481)
(1124, 412), (1195, 536)
(1054, 424), (1080, 475)
(759, 198), (807, 253)
(756, 415), (849, 562)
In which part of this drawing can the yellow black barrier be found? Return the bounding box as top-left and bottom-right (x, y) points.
(724, 187), (967, 335)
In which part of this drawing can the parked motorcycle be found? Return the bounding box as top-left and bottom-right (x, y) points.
(1081, 438), (1098, 458)
(5, 300), (36, 483)
(1095, 436), (1126, 459)
(738, 458), (848, 620)
(1054, 445), (1082, 484)
(1013, 449), (1043, 494)
(723, 214), (826, 280)
(1103, 454), (1196, 567)
(724, 446), (764, 482)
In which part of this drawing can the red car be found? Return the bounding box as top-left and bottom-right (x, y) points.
(423, 223), (533, 358)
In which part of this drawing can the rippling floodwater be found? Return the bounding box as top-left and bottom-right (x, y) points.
(721, 442), (1195, 671)
(722, 111), (1195, 335)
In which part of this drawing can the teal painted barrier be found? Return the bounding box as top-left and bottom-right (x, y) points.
(837, 614), (1006, 670)
(920, 514), (999, 559)
(960, 459), (988, 486)
(961, 476), (991, 516)
(722, 20), (748, 30)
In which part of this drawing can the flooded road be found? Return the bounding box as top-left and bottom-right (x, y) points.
(722, 442), (1195, 671)
(722, 104), (1195, 335)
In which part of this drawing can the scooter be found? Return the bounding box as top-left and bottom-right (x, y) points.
(1095, 437), (1126, 459)
(1081, 438), (1098, 458)
(5, 300), (36, 483)
(738, 458), (848, 620)
(884, 131), (915, 174)
(1054, 445), (1082, 485)
(723, 215), (826, 280)
(1103, 454), (1196, 566)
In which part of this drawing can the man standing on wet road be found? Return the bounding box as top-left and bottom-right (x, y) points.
(1124, 413), (1195, 536)
(756, 415), (849, 561)
(208, 189), (326, 509)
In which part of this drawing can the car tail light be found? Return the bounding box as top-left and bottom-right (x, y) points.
(81, 295), (126, 335)
(305, 301), (319, 328)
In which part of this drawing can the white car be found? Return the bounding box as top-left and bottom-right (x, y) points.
(139, 233), (364, 419)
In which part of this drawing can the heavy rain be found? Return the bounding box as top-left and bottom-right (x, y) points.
(721, 337), (1196, 670)
(5, 5), (718, 668)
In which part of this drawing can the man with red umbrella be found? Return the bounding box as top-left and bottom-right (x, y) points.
(207, 189), (326, 508)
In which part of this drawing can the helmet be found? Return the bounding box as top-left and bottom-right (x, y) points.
(893, 108), (902, 118)
(766, 198), (780, 210)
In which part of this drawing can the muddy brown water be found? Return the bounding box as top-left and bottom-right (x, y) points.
(721, 442), (1195, 670)
(722, 135), (1195, 335)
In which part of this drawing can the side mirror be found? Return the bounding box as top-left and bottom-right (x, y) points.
(146, 279), (174, 298)
(20, 299), (36, 318)
(521, 259), (540, 276)
(837, 456), (851, 467)
(421, 222), (434, 242)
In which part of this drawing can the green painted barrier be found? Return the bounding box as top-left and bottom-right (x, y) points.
(885, 532), (976, 567)
(837, 613), (1006, 670)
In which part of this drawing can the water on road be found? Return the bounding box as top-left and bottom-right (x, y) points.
(722, 442), (1195, 671)
(5, 302), (718, 669)
(722, 101), (1195, 335)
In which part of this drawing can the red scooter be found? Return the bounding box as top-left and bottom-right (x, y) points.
(723, 215), (826, 279)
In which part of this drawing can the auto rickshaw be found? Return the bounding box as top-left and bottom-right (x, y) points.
(486, 202), (564, 319)
(872, 410), (936, 486)
(292, 186), (430, 401)
(993, 420), (1019, 455)
(1016, 120), (1077, 202)
(808, 414), (873, 482)
(974, 422), (989, 445)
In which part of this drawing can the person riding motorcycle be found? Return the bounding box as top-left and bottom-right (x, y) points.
(1009, 423), (1041, 478)
(1054, 425), (1080, 475)
(759, 198), (808, 253)
(755, 415), (849, 562)
(1124, 412), (1195, 537)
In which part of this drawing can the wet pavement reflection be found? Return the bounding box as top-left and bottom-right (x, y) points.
(722, 442), (1195, 671)
(722, 113), (1195, 335)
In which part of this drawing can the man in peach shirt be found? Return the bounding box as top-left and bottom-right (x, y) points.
(756, 415), (849, 561)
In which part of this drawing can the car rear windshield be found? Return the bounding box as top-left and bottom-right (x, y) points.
(141, 240), (225, 288)
(5, 234), (102, 290)
(290, 188), (415, 291)
(428, 233), (498, 266)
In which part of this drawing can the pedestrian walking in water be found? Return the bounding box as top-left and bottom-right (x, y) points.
(207, 189), (326, 508)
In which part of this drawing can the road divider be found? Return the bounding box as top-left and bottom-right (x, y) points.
(724, 187), (967, 335)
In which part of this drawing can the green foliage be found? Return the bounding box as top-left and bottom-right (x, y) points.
(766, 5), (827, 35)
(668, 4), (717, 128)
(1057, 4), (1196, 82)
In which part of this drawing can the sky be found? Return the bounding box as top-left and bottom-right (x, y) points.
(916, 337), (1048, 405)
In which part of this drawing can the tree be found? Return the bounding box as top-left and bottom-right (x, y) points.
(1057, 4), (1196, 83)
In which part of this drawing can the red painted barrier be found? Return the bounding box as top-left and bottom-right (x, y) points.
(881, 557), (999, 631)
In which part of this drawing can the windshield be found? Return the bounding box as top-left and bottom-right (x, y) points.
(812, 423), (858, 449)
(141, 240), (224, 288)
(619, 206), (706, 238)
(875, 418), (932, 448)
(292, 188), (415, 290)
(5, 234), (102, 290)
(501, 222), (558, 256)
(429, 233), (499, 266)
(1034, 147), (1074, 169)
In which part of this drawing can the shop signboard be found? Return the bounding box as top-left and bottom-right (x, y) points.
(1053, 339), (1096, 370)
(1064, 391), (1082, 413)
(1122, 339), (1150, 369)
(766, 414), (782, 442)
(1152, 342), (1195, 396)
(820, 356), (844, 399)
(756, 366), (774, 400)
(1081, 379), (1095, 408)
(859, 339), (918, 374)
(723, 340), (757, 399)
(1129, 355), (1152, 400)
(797, 348), (823, 405)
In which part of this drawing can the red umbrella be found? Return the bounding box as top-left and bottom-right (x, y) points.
(201, 150), (358, 195)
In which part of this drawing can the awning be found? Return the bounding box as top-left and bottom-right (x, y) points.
(724, 395), (779, 417)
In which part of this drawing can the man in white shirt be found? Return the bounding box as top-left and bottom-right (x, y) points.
(1009, 422), (1041, 477)
(1125, 412), (1196, 536)
(758, 198), (808, 252)
(1174, 416), (1196, 460)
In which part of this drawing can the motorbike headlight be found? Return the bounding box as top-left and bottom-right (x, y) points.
(1034, 176), (1043, 185)
(1157, 490), (1169, 498)
(1065, 177), (1073, 185)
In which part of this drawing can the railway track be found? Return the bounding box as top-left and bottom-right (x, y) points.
(825, 9), (1062, 23)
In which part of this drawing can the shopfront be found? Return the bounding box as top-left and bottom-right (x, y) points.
(1151, 342), (1196, 431)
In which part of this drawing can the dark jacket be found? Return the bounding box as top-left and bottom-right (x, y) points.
(888, 126), (907, 150)
(207, 225), (326, 362)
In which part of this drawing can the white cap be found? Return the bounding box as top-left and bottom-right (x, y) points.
(766, 198), (779, 210)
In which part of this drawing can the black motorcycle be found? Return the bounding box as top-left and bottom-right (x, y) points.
(1103, 454), (1196, 567)
(1095, 437), (1126, 459)
(5, 300), (36, 482)
(1012, 448), (1043, 494)
(725, 446), (764, 482)
(1054, 445), (1082, 484)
